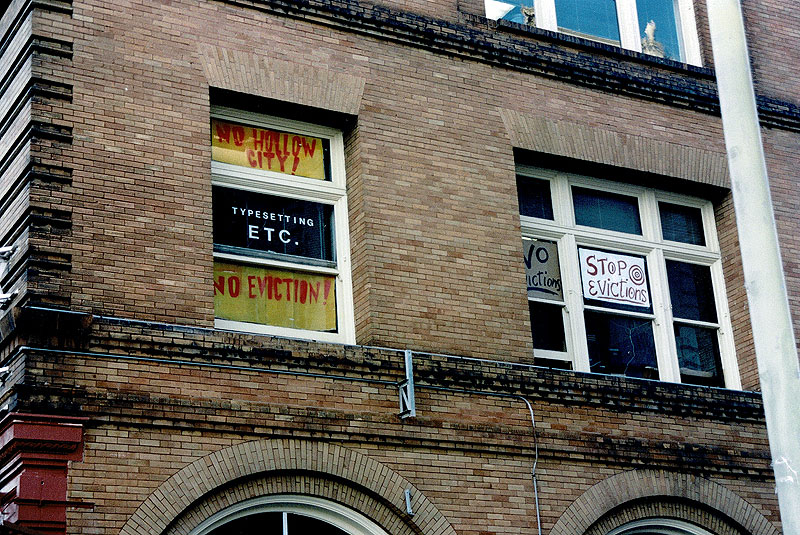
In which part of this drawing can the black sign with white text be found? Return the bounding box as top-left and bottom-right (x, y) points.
(212, 186), (334, 261)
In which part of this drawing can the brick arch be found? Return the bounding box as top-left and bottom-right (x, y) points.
(549, 470), (780, 535)
(119, 439), (457, 535)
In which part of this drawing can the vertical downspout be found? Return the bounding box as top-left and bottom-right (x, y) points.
(705, 0), (800, 529)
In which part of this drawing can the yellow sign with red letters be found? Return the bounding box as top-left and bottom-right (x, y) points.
(214, 261), (337, 331)
(211, 119), (326, 180)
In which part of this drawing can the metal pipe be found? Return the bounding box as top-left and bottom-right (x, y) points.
(705, 0), (800, 528)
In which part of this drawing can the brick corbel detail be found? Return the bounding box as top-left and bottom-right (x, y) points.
(0, 413), (86, 535)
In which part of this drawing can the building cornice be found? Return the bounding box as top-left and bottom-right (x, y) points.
(217, 0), (800, 132)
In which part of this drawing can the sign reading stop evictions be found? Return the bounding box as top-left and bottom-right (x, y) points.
(578, 248), (650, 308)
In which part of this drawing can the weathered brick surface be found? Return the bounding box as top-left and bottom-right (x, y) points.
(1, 0), (797, 533)
(13, 317), (779, 533)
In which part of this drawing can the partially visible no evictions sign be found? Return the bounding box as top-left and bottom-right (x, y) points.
(523, 239), (563, 302)
(578, 248), (650, 308)
(212, 118), (327, 180)
(214, 261), (337, 331)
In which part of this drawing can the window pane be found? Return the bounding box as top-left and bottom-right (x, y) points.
(517, 176), (554, 219)
(573, 187), (642, 234)
(210, 512), (283, 535)
(675, 324), (724, 387)
(524, 239), (563, 301)
(555, 0), (620, 42)
(213, 186), (335, 264)
(211, 118), (331, 181)
(659, 202), (705, 245)
(529, 301), (566, 352)
(666, 261), (717, 323)
(287, 513), (349, 535)
(486, 0), (535, 24)
(637, 0), (682, 61)
(214, 261), (337, 332)
(585, 311), (658, 379)
(579, 248), (653, 314)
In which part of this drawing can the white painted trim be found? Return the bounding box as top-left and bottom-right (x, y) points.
(675, 0), (702, 66)
(517, 167), (739, 388)
(190, 494), (390, 535)
(616, 0), (642, 52)
(534, 0), (558, 31)
(211, 108), (355, 345)
(607, 518), (715, 535)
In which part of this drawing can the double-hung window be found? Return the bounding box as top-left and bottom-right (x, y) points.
(485, 0), (702, 65)
(211, 107), (355, 344)
(518, 166), (740, 388)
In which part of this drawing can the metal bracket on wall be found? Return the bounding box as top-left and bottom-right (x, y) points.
(404, 488), (414, 516)
(399, 349), (416, 419)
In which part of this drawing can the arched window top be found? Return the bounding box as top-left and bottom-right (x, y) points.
(191, 495), (391, 535)
(608, 518), (717, 535)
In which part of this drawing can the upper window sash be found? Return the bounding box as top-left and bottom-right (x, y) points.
(212, 107), (347, 191)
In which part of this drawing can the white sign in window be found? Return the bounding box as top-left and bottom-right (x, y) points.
(578, 248), (650, 308)
(523, 239), (563, 301)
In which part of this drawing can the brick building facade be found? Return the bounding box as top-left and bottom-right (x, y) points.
(0, 0), (798, 533)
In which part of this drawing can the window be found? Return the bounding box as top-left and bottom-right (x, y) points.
(211, 107), (355, 344)
(192, 495), (389, 535)
(484, 0), (702, 65)
(607, 518), (716, 535)
(518, 166), (739, 388)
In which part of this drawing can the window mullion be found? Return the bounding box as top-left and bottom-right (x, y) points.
(560, 234), (590, 372)
(640, 190), (660, 242)
(675, 0), (703, 65)
(616, 0), (642, 52)
(535, 0), (558, 31)
(710, 259), (742, 389)
(649, 248), (681, 382)
(551, 174), (572, 227)
(333, 197), (356, 345)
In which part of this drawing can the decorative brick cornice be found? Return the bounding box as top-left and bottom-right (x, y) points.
(216, 0), (800, 131)
(81, 314), (768, 424)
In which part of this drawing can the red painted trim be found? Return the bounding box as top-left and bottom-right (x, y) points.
(0, 414), (86, 535)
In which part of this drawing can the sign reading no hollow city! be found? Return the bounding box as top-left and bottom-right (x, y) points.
(578, 248), (650, 308)
(211, 118), (327, 180)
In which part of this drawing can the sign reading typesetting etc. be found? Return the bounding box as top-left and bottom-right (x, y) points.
(212, 118), (327, 180)
(213, 186), (333, 262)
(578, 248), (650, 308)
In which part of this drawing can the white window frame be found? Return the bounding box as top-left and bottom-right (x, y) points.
(487, 0), (702, 66)
(518, 165), (740, 389)
(190, 494), (390, 535)
(607, 518), (715, 535)
(212, 106), (355, 345)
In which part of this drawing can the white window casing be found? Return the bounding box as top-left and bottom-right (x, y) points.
(191, 495), (390, 535)
(211, 107), (355, 345)
(518, 165), (740, 389)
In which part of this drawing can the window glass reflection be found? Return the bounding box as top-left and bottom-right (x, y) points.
(585, 311), (658, 379)
(555, 0), (620, 42)
(573, 187), (642, 234)
(675, 324), (723, 387)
